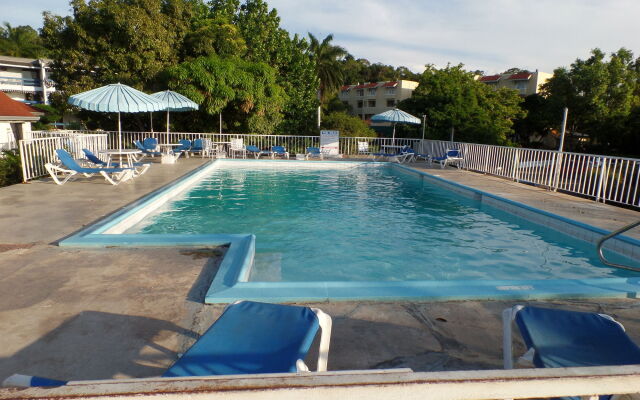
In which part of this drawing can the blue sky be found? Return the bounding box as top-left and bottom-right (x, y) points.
(2, 0), (639, 74)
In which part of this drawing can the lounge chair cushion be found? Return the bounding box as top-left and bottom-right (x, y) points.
(515, 306), (640, 368)
(162, 301), (320, 377)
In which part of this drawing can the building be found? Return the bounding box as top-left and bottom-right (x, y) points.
(0, 55), (55, 105)
(339, 80), (419, 121)
(0, 91), (42, 150)
(477, 70), (551, 96)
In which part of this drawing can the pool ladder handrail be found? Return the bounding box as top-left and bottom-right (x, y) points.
(596, 219), (640, 273)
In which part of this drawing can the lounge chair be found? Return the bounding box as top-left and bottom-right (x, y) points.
(45, 149), (135, 186)
(134, 140), (161, 157)
(229, 138), (247, 159)
(190, 138), (205, 157)
(82, 149), (150, 176)
(173, 139), (192, 158)
(3, 301), (332, 387)
(271, 145), (289, 159)
(142, 137), (159, 153)
(432, 149), (463, 168)
(305, 147), (323, 160)
(503, 305), (640, 371)
(246, 145), (270, 159)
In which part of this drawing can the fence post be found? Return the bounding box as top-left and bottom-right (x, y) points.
(19, 140), (29, 182)
(512, 149), (520, 182)
(595, 157), (608, 203)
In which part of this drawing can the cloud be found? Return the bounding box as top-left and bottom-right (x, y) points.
(3, 0), (639, 75)
(268, 0), (640, 74)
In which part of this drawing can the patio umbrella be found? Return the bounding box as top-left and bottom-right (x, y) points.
(68, 83), (164, 155)
(370, 108), (421, 143)
(150, 90), (199, 144)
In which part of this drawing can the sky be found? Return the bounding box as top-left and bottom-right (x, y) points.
(2, 0), (639, 74)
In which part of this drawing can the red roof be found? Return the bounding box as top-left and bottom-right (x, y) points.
(354, 82), (379, 89)
(0, 91), (41, 119)
(508, 72), (532, 80)
(340, 85), (352, 91)
(382, 81), (398, 88)
(479, 75), (501, 82)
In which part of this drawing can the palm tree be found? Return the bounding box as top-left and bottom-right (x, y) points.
(0, 22), (48, 58)
(308, 33), (347, 126)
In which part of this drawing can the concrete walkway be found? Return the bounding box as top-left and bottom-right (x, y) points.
(1, 158), (639, 383)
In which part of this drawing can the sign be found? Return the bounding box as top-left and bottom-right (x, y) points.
(320, 130), (339, 156)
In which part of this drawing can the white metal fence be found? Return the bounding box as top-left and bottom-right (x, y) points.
(19, 134), (108, 181)
(17, 131), (640, 208)
(420, 140), (640, 208)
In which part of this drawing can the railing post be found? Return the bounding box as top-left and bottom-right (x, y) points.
(512, 149), (520, 182)
(595, 157), (608, 203)
(19, 140), (29, 182)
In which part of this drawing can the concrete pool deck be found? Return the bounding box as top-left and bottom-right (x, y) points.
(1, 157), (639, 383)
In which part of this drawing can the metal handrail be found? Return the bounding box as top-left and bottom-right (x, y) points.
(596, 220), (640, 272)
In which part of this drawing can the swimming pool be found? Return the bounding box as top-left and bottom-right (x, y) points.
(61, 160), (640, 302)
(128, 161), (638, 283)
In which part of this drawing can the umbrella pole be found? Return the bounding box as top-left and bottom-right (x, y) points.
(392, 123), (396, 146)
(150, 112), (153, 133)
(118, 112), (123, 165)
(166, 110), (170, 145)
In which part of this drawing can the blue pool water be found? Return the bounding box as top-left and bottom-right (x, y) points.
(129, 162), (639, 282)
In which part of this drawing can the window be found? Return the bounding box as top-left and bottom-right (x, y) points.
(385, 87), (396, 95)
(367, 100), (376, 107)
(367, 88), (377, 96)
(386, 99), (396, 107)
(514, 81), (527, 94)
(356, 89), (364, 97)
(357, 100), (363, 108)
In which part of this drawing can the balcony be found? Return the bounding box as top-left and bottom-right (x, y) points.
(0, 76), (56, 93)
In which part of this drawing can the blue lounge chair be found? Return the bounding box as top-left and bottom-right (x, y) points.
(134, 140), (161, 157)
(305, 147), (323, 160)
(142, 137), (159, 153)
(82, 149), (150, 175)
(172, 139), (192, 158)
(3, 301), (332, 387)
(246, 145), (270, 159)
(431, 149), (463, 168)
(190, 138), (204, 157)
(271, 145), (289, 159)
(45, 149), (135, 185)
(503, 305), (640, 371)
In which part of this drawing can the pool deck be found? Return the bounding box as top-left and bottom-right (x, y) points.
(1, 157), (639, 383)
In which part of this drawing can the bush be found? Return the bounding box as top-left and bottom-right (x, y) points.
(320, 112), (377, 137)
(0, 149), (23, 187)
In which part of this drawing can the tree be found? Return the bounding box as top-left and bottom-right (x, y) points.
(0, 23), (48, 58)
(320, 112), (376, 137)
(165, 54), (286, 134)
(540, 48), (640, 154)
(307, 33), (347, 102)
(501, 67), (530, 74)
(400, 64), (525, 145)
(41, 0), (199, 102)
(209, 0), (318, 134)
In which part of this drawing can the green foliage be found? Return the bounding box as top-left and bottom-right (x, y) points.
(320, 112), (376, 137)
(31, 104), (63, 130)
(401, 64), (525, 145)
(166, 54), (286, 134)
(0, 22), (48, 58)
(308, 33), (347, 101)
(341, 55), (421, 84)
(540, 48), (640, 155)
(41, 0), (199, 102)
(0, 149), (22, 187)
(181, 17), (247, 58)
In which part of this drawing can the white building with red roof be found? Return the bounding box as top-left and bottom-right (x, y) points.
(0, 91), (42, 150)
(339, 80), (419, 121)
(477, 70), (551, 96)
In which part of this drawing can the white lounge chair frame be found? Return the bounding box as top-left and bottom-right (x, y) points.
(45, 163), (135, 186)
(434, 149), (463, 169)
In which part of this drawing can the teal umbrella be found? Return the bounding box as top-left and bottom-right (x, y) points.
(371, 108), (421, 142)
(151, 90), (199, 144)
(68, 83), (164, 154)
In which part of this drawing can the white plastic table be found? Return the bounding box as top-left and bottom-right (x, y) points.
(99, 149), (142, 167)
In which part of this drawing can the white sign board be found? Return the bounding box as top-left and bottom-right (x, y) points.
(320, 130), (339, 156)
